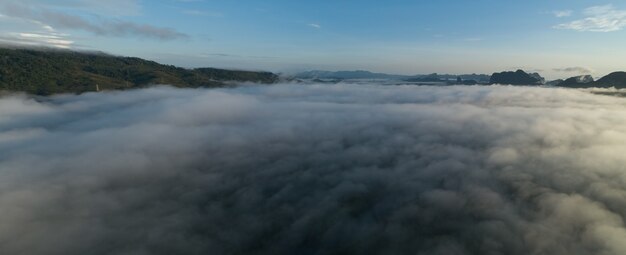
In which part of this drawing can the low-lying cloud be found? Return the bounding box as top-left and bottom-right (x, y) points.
(2, 84), (626, 255)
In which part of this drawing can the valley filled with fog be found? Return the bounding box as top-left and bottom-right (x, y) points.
(2, 83), (626, 255)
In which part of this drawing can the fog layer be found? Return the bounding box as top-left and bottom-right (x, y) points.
(2, 84), (626, 255)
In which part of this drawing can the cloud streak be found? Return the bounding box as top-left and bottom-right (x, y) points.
(11, 0), (143, 16)
(0, 11), (74, 48)
(553, 66), (593, 74)
(2, 84), (626, 254)
(555, 5), (626, 32)
(0, 31), (74, 49)
(0, 2), (188, 41)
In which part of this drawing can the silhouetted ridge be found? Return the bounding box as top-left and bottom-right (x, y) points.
(556, 72), (626, 88)
(595, 72), (626, 88)
(489, 70), (543, 85)
(556, 75), (594, 88)
(545, 79), (564, 86)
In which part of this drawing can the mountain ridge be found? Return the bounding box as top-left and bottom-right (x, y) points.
(490, 70), (543, 85)
(293, 70), (491, 83)
(0, 47), (279, 95)
(554, 72), (626, 88)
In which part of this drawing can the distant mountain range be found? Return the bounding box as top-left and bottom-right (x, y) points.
(297, 69), (626, 89)
(488, 70), (626, 89)
(552, 73), (626, 88)
(294, 70), (406, 80)
(0, 48), (278, 95)
(546, 72), (626, 89)
(293, 70), (491, 83)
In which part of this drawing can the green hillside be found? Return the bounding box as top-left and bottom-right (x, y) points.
(0, 48), (279, 95)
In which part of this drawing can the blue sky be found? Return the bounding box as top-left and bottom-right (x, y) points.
(1, 0), (625, 79)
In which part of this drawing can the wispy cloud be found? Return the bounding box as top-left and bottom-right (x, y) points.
(507, 67), (544, 73)
(0, 9), (74, 48)
(0, 2), (188, 42)
(8, 0), (143, 16)
(553, 66), (593, 74)
(181, 9), (222, 17)
(204, 53), (234, 57)
(18, 33), (73, 48)
(39, 10), (188, 40)
(553, 10), (573, 18)
(555, 5), (626, 32)
(0, 32), (74, 48)
(308, 23), (321, 29)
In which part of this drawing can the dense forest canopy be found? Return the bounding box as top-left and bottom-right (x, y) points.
(0, 48), (279, 95)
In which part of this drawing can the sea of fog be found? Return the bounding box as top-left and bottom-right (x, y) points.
(2, 83), (626, 255)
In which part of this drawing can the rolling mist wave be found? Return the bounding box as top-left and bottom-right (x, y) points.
(2, 84), (626, 255)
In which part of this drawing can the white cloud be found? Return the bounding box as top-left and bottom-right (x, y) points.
(3, 85), (626, 254)
(0, 34), (73, 49)
(16, 32), (74, 48)
(553, 10), (573, 18)
(308, 23), (321, 29)
(555, 5), (626, 32)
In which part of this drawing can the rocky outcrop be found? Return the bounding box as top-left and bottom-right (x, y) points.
(529, 72), (545, 84)
(489, 70), (543, 85)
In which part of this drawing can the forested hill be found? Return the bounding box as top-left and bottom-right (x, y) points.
(0, 48), (279, 95)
